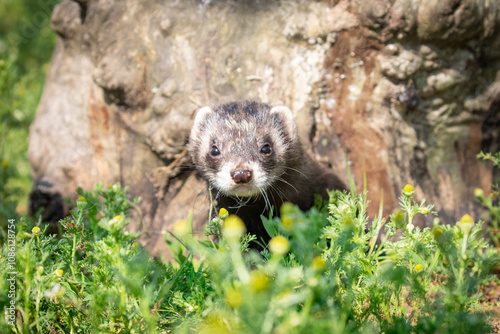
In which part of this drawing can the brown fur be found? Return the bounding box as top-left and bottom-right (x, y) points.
(189, 101), (346, 244)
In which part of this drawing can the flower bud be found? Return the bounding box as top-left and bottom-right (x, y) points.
(403, 184), (414, 198)
(458, 214), (474, 235)
(250, 271), (269, 292)
(474, 188), (484, 198)
(280, 202), (295, 216)
(419, 208), (429, 215)
(55, 269), (64, 278)
(392, 210), (406, 229)
(109, 215), (123, 227)
(76, 196), (87, 209)
(225, 287), (242, 308)
(281, 215), (293, 229)
(222, 215), (246, 239)
(269, 236), (290, 256)
(219, 208), (229, 219)
(432, 227), (443, 239)
(36, 266), (44, 275)
(172, 220), (190, 237)
(312, 256), (326, 272)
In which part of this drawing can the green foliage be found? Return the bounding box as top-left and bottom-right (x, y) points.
(0, 181), (497, 333)
(476, 151), (500, 250)
(0, 183), (210, 333)
(0, 0), (59, 213)
(0, 160), (19, 224)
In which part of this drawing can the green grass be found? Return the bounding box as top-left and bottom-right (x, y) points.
(0, 0), (59, 214)
(0, 181), (497, 333)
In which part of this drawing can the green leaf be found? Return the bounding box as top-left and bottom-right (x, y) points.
(409, 250), (425, 266)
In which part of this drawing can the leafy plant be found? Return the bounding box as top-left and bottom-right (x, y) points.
(476, 151), (500, 250)
(0, 158), (20, 226)
(0, 180), (498, 333)
(0, 0), (59, 213)
(172, 184), (496, 333)
(0, 183), (208, 333)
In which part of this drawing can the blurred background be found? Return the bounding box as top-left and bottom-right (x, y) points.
(0, 0), (59, 217)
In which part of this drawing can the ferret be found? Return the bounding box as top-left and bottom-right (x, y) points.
(188, 101), (346, 244)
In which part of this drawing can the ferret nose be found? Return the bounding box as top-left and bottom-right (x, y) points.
(231, 169), (253, 184)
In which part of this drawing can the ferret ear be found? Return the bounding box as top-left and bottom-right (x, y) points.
(270, 105), (297, 136)
(190, 106), (213, 138)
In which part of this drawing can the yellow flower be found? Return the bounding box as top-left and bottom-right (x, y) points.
(269, 236), (290, 256)
(281, 215), (293, 229)
(311, 256), (326, 272)
(415, 264), (423, 273)
(132, 242), (139, 249)
(173, 220), (190, 237)
(308, 277), (319, 287)
(198, 311), (233, 334)
(250, 271), (268, 292)
(403, 184), (414, 198)
(225, 287), (242, 308)
(280, 202), (295, 216)
(222, 215), (246, 239)
(109, 215), (123, 227)
(1, 160), (8, 168)
(32, 226), (41, 235)
(458, 214), (474, 235)
(474, 188), (484, 198)
(460, 214), (474, 223)
(419, 208), (429, 215)
(432, 227), (443, 238)
(55, 269), (64, 278)
(76, 196), (87, 209)
(36, 266), (44, 275)
(219, 208), (229, 219)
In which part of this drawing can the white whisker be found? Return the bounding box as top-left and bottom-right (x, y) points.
(259, 188), (272, 215)
(281, 165), (308, 179)
(274, 176), (299, 195)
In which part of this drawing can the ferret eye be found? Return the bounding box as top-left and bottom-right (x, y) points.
(210, 146), (221, 157)
(260, 144), (272, 155)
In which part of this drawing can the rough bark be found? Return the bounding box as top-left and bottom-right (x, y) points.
(29, 0), (500, 255)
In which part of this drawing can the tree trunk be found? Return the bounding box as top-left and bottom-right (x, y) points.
(29, 0), (500, 255)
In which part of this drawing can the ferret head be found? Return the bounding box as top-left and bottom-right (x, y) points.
(188, 101), (301, 198)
